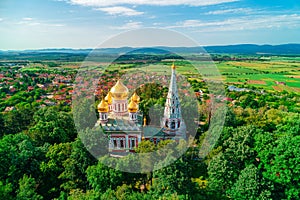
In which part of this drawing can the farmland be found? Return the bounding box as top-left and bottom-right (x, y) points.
(215, 57), (300, 92)
(110, 56), (300, 93)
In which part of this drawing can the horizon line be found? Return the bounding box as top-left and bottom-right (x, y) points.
(1, 43), (300, 52)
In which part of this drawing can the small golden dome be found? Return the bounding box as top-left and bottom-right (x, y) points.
(97, 100), (109, 113)
(131, 92), (140, 103)
(110, 80), (129, 100)
(104, 92), (113, 104)
(171, 62), (176, 69)
(128, 101), (138, 113)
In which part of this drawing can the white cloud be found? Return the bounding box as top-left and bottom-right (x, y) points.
(17, 18), (65, 27)
(22, 17), (34, 21)
(0, 18), (3, 22)
(50, 24), (65, 27)
(68, 0), (239, 7)
(17, 18), (39, 26)
(95, 6), (143, 16)
(169, 14), (300, 32)
(64, 0), (238, 17)
(17, 21), (40, 26)
(112, 21), (142, 30)
(205, 8), (252, 15)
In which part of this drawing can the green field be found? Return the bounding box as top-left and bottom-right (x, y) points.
(106, 58), (300, 92)
(214, 59), (300, 92)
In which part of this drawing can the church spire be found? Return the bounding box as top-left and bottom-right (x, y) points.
(162, 63), (182, 132)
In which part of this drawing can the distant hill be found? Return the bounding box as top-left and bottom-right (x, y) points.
(204, 44), (300, 55)
(0, 44), (300, 61)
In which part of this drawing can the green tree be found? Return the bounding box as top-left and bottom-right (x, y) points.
(135, 140), (156, 153)
(0, 181), (13, 200)
(40, 142), (72, 198)
(0, 133), (46, 192)
(228, 164), (273, 200)
(72, 98), (97, 131)
(16, 174), (43, 200)
(66, 189), (100, 200)
(208, 126), (257, 196)
(0, 113), (5, 137)
(29, 107), (76, 145)
(261, 135), (300, 200)
(59, 138), (97, 192)
(4, 106), (35, 135)
(151, 156), (196, 199)
(86, 161), (123, 193)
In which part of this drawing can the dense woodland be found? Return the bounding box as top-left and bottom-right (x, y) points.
(0, 56), (299, 200)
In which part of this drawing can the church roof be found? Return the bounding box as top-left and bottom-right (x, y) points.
(131, 92), (140, 103)
(104, 91), (113, 104)
(143, 126), (165, 138)
(97, 100), (109, 113)
(128, 100), (138, 113)
(110, 80), (129, 100)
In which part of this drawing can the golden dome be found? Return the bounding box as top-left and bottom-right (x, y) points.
(131, 92), (140, 103)
(110, 80), (129, 100)
(97, 100), (109, 113)
(128, 101), (138, 113)
(104, 92), (113, 104)
(171, 62), (176, 69)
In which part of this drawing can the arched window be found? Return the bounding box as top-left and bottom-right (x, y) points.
(113, 139), (117, 148)
(120, 138), (124, 148)
(171, 121), (175, 129)
(131, 138), (135, 148)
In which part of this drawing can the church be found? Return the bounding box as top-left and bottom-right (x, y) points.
(96, 63), (186, 153)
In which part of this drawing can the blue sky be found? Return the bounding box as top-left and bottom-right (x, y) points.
(0, 0), (299, 50)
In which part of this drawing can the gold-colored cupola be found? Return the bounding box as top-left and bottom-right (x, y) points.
(131, 92), (140, 103)
(104, 91), (113, 104)
(110, 80), (129, 100)
(97, 100), (109, 113)
(128, 100), (138, 113)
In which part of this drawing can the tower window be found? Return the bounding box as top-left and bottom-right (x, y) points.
(171, 121), (175, 129)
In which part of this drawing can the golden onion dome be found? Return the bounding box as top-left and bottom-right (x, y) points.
(97, 100), (109, 113)
(128, 101), (138, 113)
(131, 92), (140, 103)
(104, 91), (113, 104)
(171, 62), (176, 69)
(110, 80), (129, 100)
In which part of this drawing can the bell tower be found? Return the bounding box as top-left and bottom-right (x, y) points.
(162, 63), (184, 135)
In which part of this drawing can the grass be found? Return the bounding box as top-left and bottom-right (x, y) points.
(210, 59), (300, 92)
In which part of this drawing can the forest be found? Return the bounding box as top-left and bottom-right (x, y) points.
(0, 54), (299, 200)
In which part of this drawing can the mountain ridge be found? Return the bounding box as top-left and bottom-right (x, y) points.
(1, 44), (300, 55)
